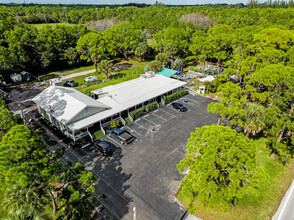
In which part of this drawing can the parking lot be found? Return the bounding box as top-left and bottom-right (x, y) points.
(66, 95), (220, 220)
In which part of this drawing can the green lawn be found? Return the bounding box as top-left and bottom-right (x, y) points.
(0, 188), (7, 219)
(75, 60), (149, 94)
(56, 65), (95, 75)
(65, 71), (104, 86)
(177, 138), (294, 220)
(124, 117), (132, 125)
(33, 23), (78, 30)
(38, 65), (96, 82)
(92, 130), (105, 140)
(78, 73), (141, 95)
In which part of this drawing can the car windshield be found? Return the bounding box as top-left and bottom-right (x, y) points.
(99, 142), (110, 149)
(68, 80), (74, 83)
(115, 129), (124, 135)
(178, 104), (183, 107)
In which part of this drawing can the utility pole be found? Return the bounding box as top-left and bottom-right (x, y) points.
(95, 8), (99, 21)
(64, 7), (68, 24)
(42, 6), (47, 23)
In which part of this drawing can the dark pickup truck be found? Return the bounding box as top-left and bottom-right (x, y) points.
(107, 128), (133, 145)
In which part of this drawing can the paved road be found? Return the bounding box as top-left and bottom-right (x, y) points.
(272, 179), (294, 220)
(60, 69), (96, 80)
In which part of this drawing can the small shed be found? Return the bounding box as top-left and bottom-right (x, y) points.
(156, 68), (178, 78)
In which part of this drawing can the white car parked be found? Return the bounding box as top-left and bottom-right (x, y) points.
(84, 76), (98, 83)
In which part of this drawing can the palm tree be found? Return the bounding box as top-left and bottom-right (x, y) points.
(243, 102), (266, 137)
(98, 60), (113, 79)
(5, 205), (51, 220)
(4, 181), (47, 212)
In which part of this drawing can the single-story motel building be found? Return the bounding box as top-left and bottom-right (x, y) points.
(33, 72), (186, 142)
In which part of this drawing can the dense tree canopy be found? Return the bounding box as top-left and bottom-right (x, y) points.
(177, 125), (266, 210)
(1, 2), (294, 215)
(0, 107), (97, 219)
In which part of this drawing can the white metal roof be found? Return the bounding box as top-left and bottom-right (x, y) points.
(33, 86), (108, 125)
(68, 75), (186, 130)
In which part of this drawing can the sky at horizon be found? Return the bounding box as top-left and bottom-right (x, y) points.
(0, 0), (267, 5)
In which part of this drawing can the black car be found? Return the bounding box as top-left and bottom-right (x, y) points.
(94, 141), (113, 156)
(64, 79), (78, 87)
(171, 102), (187, 112)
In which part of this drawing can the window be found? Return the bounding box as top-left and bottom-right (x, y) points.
(136, 103), (142, 109)
(129, 106), (135, 112)
(84, 107), (89, 114)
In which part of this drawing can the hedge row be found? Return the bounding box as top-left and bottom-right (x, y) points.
(145, 101), (158, 112)
(130, 108), (144, 120)
(164, 90), (189, 103)
(130, 101), (159, 120)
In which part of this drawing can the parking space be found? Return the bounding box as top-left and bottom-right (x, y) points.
(180, 96), (200, 109)
(151, 109), (171, 121)
(63, 95), (220, 220)
(160, 105), (179, 116)
(135, 117), (157, 130)
(144, 113), (166, 125)
(127, 122), (148, 136)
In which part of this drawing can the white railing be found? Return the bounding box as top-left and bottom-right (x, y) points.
(187, 88), (197, 96)
(101, 125), (106, 135)
(120, 117), (126, 126)
(128, 112), (133, 122)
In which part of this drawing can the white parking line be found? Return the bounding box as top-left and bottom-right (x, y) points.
(126, 126), (141, 136)
(134, 122), (148, 130)
(181, 99), (199, 108)
(143, 115), (159, 126)
(150, 112), (167, 121)
(185, 97), (200, 105)
(104, 135), (123, 146)
(159, 108), (176, 118)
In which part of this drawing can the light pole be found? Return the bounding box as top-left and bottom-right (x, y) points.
(95, 8), (99, 21)
(42, 6), (47, 23)
(64, 7), (68, 24)
(133, 207), (136, 220)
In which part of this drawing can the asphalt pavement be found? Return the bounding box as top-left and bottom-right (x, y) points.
(7, 85), (219, 220)
(76, 95), (219, 220)
(272, 179), (294, 220)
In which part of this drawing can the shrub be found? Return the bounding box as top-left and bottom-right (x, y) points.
(110, 120), (120, 128)
(165, 90), (189, 103)
(130, 108), (144, 120)
(179, 90), (189, 96)
(145, 101), (158, 112)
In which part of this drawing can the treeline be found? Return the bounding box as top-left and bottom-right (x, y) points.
(2, 4), (294, 77)
(248, 0), (294, 8)
(0, 6), (88, 75)
(177, 26), (294, 210)
(0, 98), (97, 219)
